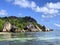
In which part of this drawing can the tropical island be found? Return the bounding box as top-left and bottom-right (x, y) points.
(0, 16), (53, 32)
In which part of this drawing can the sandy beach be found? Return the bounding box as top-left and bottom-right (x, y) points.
(0, 32), (12, 34)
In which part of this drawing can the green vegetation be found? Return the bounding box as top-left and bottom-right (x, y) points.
(0, 16), (46, 31)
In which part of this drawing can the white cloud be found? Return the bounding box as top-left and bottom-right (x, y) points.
(13, 0), (37, 9)
(54, 23), (60, 27)
(14, 0), (30, 8)
(6, 0), (60, 18)
(42, 15), (53, 18)
(39, 3), (60, 18)
(42, 14), (55, 18)
(46, 2), (60, 9)
(30, 1), (37, 10)
(35, 7), (59, 14)
(0, 10), (8, 15)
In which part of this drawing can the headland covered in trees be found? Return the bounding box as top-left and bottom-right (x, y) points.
(0, 16), (53, 32)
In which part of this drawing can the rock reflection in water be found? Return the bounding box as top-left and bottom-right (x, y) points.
(3, 33), (11, 39)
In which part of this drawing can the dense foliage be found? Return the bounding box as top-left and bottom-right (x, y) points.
(0, 16), (46, 31)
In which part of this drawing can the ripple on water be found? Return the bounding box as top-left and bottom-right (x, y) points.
(0, 37), (60, 45)
(0, 36), (60, 41)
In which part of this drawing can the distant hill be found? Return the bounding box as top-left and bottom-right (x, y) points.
(0, 16), (47, 32)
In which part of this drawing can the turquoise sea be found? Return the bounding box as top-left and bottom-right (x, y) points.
(0, 30), (60, 45)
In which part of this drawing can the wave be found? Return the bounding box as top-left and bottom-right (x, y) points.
(0, 36), (60, 42)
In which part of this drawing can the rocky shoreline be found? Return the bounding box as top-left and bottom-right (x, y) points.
(1, 22), (53, 33)
(0, 16), (53, 33)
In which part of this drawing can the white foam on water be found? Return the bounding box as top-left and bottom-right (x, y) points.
(36, 36), (60, 40)
(0, 36), (60, 42)
(0, 37), (36, 42)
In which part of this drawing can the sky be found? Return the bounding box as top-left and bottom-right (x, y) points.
(0, 0), (60, 29)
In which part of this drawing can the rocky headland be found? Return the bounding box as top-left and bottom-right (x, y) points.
(0, 16), (53, 32)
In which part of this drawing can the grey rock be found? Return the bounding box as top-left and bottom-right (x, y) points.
(3, 22), (12, 32)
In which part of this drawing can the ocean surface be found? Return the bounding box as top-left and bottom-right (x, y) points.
(0, 30), (60, 45)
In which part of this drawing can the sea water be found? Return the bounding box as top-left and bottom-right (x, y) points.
(0, 30), (60, 45)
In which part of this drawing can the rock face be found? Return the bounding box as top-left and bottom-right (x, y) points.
(35, 25), (42, 31)
(3, 22), (12, 32)
(10, 25), (22, 32)
(10, 25), (18, 32)
(24, 23), (42, 32)
(3, 22), (22, 32)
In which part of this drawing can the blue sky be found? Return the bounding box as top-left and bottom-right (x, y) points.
(0, 0), (60, 29)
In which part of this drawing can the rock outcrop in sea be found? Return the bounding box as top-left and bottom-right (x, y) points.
(24, 23), (42, 32)
(3, 22), (42, 32)
(3, 22), (12, 32)
(3, 22), (53, 32)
